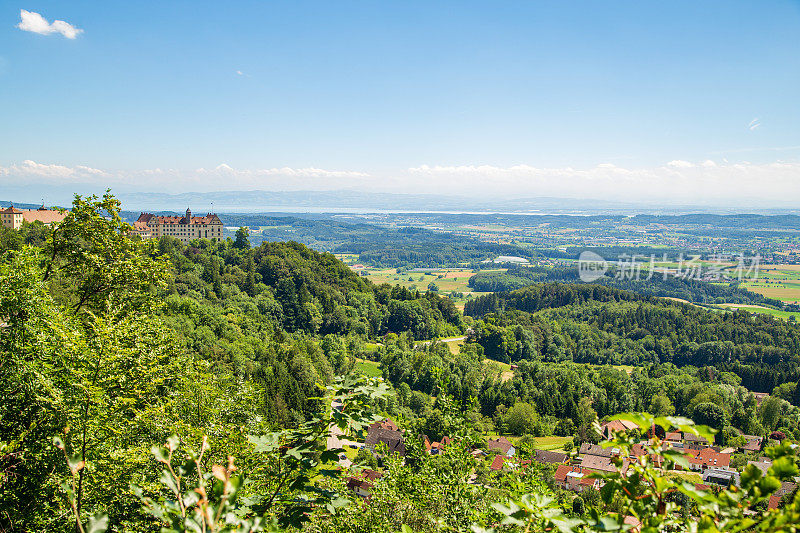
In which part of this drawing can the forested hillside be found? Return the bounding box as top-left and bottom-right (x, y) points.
(5, 194), (800, 532)
(465, 284), (800, 392)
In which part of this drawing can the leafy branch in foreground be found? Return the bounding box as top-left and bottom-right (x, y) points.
(130, 374), (390, 532)
(53, 435), (108, 533)
(133, 435), (273, 533)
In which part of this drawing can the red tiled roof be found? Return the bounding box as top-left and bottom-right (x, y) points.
(490, 455), (531, 471)
(684, 433), (712, 444)
(742, 437), (762, 452)
(554, 464), (579, 482)
(346, 477), (374, 492)
(362, 469), (383, 481)
(581, 454), (624, 473)
(487, 437), (514, 454)
(1, 205), (23, 214)
(630, 443), (647, 457)
(685, 448), (730, 468)
(579, 443), (615, 457)
(369, 419), (399, 432)
(490, 455), (505, 471)
(769, 494), (782, 510)
(22, 208), (67, 225)
(554, 464), (598, 485)
(365, 427), (405, 456)
(602, 419), (639, 432)
(533, 449), (569, 464)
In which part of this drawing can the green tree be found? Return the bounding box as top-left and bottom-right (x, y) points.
(692, 402), (727, 433)
(759, 396), (783, 431)
(234, 226), (250, 249)
(0, 246), (187, 531)
(572, 495), (585, 516)
(504, 402), (539, 436)
(42, 191), (169, 314)
(648, 393), (676, 417)
(244, 254), (257, 296)
(575, 397), (598, 443)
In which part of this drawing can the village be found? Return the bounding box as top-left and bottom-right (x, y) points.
(338, 411), (797, 515)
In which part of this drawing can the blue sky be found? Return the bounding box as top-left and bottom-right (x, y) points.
(1, 1), (799, 204)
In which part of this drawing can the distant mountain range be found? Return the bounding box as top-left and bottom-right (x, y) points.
(5, 189), (799, 216)
(114, 190), (799, 215)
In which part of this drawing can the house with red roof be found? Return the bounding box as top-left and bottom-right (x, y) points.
(601, 419), (639, 440)
(346, 469), (383, 498)
(487, 436), (515, 457)
(554, 465), (602, 492)
(423, 435), (452, 455)
(490, 455), (531, 472)
(685, 448), (730, 471)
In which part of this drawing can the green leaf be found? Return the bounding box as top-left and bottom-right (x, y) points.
(663, 448), (690, 469)
(758, 475), (782, 494)
(160, 469), (181, 496)
(87, 514), (109, 533)
(248, 433), (279, 453)
(166, 434), (180, 451)
(151, 445), (169, 463)
(770, 456), (799, 480)
(608, 413), (652, 431)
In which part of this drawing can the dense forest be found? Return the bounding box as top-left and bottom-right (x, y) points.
(464, 284), (800, 392)
(4, 194), (800, 532)
(468, 265), (786, 307)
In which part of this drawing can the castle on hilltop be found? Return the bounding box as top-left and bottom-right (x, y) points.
(134, 208), (223, 243)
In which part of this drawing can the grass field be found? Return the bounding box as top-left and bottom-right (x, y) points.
(532, 436), (574, 451)
(365, 268), (475, 292)
(363, 267), (499, 311)
(712, 303), (800, 321)
(444, 337), (465, 354)
(741, 280), (800, 303)
(353, 358), (381, 377)
(664, 470), (702, 484)
(492, 434), (573, 452)
(484, 359), (514, 381)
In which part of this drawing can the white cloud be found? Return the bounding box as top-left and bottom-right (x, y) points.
(17, 10), (83, 39)
(406, 160), (800, 204)
(236, 70), (244, 76)
(0, 160), (370, 191)
(748, 118), (761, 131)
(0, 159), (106, 178)
(4, 159), (800, 206)
(196, 164), (369, 179)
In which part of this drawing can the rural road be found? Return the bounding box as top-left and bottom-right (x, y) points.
(416, 336), (467, 346)
(327, 399), (362, 468)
